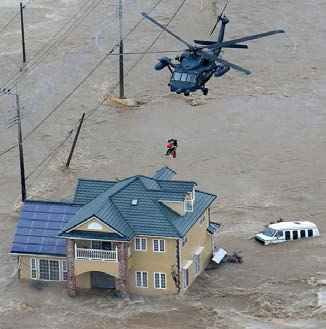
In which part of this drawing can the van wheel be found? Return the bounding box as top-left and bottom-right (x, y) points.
(264, 242), (270, 246)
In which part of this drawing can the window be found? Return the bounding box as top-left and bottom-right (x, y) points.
(300, 230), (306, 238)
(62, 260), (67, 281)
(128, 246), (131, 258)
(308, 229), (313, 237)
(154, 272), (166, 289)
(135, 238), (147, 251)
(183, 269), (189, 289)
(131, 199), (138, 206)
(153, 239), (165, 252)
(91, 241), (102, 249)
(285, 231), (291, 240)
(87, 222), (102, 230)
(30, 258), (37, 279)
(293, 231), (298, 240)
(186, 74), (196, 83)
(173, 72), (181, 81)
(184, 200), (193, 212)
(180, 73), (187, 81)
(39, 259), (60, 281)
(200, 214), (206, 225)
(135, 271), (148, 288)
(194, 254), (200, 275)
(182, 236), (188, 247)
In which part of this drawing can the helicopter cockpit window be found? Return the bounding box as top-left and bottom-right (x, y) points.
(173, 72), (182, 81)
(180, 73), (187, 81)
(186, 74), (196, 83)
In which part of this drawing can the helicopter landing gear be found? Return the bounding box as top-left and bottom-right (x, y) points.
(202, 87), (208, 95)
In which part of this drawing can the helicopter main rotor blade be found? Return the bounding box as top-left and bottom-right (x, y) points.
(108, 50), (186, 55)
(210, 0), (229, 36)
(141, 12), (193, 49)
(216, 57), (251, 75)
(208, 30), (285, 49)
(194, 40), (248, 48)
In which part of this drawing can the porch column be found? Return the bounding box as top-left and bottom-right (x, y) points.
(116, 242), (128, 297)
(66, 239), (77, 297)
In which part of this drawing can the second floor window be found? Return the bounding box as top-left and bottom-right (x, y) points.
(135, 238), (147, 251)
(153, 239), (165, 252)
(182, 236), (188, 247)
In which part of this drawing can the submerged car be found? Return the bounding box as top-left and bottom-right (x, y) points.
(255, 221), (320, 245)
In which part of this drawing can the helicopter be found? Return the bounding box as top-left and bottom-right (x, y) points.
(141, 3), (285, 96)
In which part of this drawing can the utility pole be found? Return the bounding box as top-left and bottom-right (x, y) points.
(20, 2), (26, 63)
(118, 0), (125, 98)
(0, 86), (26, 202)
(65, 113), (85, 168)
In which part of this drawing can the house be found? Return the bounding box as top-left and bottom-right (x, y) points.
(10, 166), (219, 296)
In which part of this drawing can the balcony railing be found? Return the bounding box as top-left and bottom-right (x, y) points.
(75, 247), (117, 262)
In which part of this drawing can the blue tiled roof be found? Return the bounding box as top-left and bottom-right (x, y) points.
(60, 171), (216, 239)
(152, 166), (176, 180)
(11, 201), (80, 256)
(74, 178), (116, 205)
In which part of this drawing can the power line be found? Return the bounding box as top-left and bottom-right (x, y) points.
(1, 0), (104, 89)
(0, 0), (33, 35)
(0, 0), (163, 158)
(17, 0), (167, 186)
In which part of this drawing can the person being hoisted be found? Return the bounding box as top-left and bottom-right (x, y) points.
(165, 139), (178, 158)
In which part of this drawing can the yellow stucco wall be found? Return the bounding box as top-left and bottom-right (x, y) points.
(180, 208), (212, 292)
(72, 217), (118, 234)
(74, 259), (119, 277)
(127, 237), (178, 295)
(161, 201), (185, 216)
(19, 255), (66, 281)
(76, 272), (91, 289)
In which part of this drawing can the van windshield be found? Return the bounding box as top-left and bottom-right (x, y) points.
(262, 228), (276, 237)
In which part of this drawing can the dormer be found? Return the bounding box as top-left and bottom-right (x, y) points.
(160, 187), (196, 216)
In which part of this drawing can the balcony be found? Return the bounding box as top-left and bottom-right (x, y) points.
(75, 246), (117, 262)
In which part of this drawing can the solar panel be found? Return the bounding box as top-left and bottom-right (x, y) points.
(33, 212), (50, 221)
(54, 246), (66, 255)
(22, 203), (37, 211)
(19, 219), (33, 228)
(20, 212), (35, 220)
(39, 245), (56, 254)
(27, 236), (43, 244)
(31, 221), (48, 229)
(48, 213), (65, 221)
(42, 237), (58, 246)
(25, 244), (41, 253)
(46, 221), (63, 230)
(14, 235), (29, 243)
(11, 201), (80, 256)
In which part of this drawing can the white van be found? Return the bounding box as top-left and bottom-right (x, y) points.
(255, 221), (320, 245)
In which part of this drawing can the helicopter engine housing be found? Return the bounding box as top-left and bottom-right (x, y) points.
(155, 57), (172, 70)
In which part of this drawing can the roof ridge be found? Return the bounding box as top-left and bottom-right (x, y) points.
(196, 189), (218, 198)
(108, 198), (134, 236)
(155, 200), (182, 237)
(77, 178), (116, 183)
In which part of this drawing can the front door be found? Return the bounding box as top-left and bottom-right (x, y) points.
(91, 271), (115, 289)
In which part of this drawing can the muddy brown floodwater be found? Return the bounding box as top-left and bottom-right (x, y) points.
(0, 0), (326, 328)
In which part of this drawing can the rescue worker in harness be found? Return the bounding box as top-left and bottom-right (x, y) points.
(165, 139), (178, 158)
